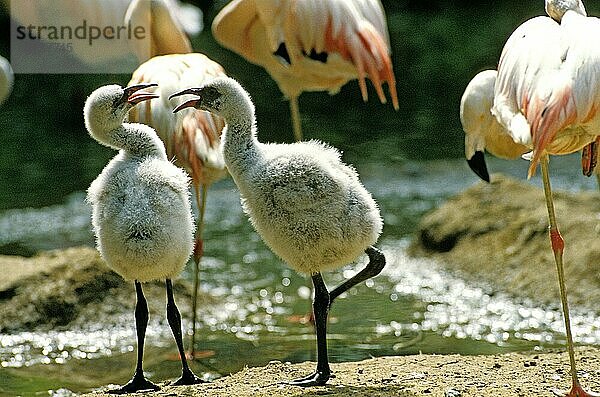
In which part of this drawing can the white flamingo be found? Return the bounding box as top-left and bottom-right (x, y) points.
(460, 69), (529, 181)
(464, 0), (600, 395)
(212, 0), (398, 142)
(85, 83), (202, 393)
(461, 69), (600, 184)
(170, 77), (386, 387)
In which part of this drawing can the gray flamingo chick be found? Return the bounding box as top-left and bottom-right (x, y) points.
(171, 77), (386, 387)
(85, 83), (201, 393)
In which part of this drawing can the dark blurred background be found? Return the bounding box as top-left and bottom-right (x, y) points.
(1, 0), (596, 210)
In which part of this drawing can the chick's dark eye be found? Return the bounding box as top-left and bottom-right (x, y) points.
(113, 92), (127, 107)
(203, 87), (221, 104)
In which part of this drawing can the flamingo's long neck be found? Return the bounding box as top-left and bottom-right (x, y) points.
(220, 92), (261, 180)
(89, 120), (167, 160)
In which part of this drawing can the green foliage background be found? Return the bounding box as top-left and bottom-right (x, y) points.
(1, 1), (597, 210)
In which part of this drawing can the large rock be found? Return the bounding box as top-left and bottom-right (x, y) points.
(0, 246), (194, 332)
(409, 174), (600, 308)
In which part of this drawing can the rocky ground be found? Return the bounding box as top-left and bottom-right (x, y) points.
(0, 246), (203, 333)
(1, 173), (599, 396)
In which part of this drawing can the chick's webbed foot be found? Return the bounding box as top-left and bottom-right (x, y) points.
(108, 374), (160, 394)
(172, 368), (205, 386)
(286, 370), (330, 387)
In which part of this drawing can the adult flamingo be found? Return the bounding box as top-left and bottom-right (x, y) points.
(212, 0), (398, 141)
(128, 53), (228, 358)
(460, 69), (529, 182)
(468, 0), (600, 395)
(462, 69), (600, 185)
(124, 0), (200, 62)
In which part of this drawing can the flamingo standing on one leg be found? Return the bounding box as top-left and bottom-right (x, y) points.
(211, 0), (398, 142)
(127, 53), (228, 359)
(170, 77), (386, 387)
(464, 0), (600, 395)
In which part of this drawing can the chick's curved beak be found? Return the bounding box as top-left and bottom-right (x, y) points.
(124, 83), (159, 105)
(169, 88), (202, 113)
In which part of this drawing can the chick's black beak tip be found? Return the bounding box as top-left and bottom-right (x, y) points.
(172, 99), (199, 113)
(124, 83), (159, 105)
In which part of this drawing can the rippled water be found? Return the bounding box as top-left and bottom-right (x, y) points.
(0, 156), (598, 393)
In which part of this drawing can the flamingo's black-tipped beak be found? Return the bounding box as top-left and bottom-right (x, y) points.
(124, 83), (159, 105)
(467, 151), (490, 182)
(169, 88), (202, 113)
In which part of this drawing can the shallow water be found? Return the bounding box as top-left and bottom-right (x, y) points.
(0, 156), (599, 394)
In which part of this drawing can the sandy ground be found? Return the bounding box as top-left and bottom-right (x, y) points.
(82, 347), (600, 397)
